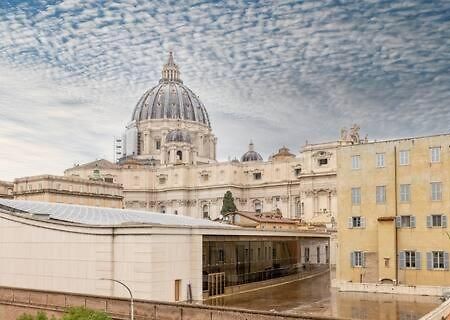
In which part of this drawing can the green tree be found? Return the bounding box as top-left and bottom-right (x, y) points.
(61, 307), (111, 320)
(17, 311), (56, 320)
(220, 191), (237, 214)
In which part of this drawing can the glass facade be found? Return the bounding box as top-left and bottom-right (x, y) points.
(202, 236), (301, 292)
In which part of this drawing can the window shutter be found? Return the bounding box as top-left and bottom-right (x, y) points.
(415, 252), (421, 270)
(426, 252), (433, 270)
(348, 217), (353, 229)
(362, 252), (366, 268)
(350, 252), (355, 267)
(444, 252), (449, 270)
(399, 251), (406, 269)
(361, 217), (366, 228)
(426, 216), (432, 228)
(410, 216), (416, 228)
(396, 216), (401, 228)
(442, 215), (448, 228)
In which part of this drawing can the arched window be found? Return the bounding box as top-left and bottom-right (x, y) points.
(202, 204), (209, 219)
(254, 200), (262, 213)
(176, 150), (183, 161)
(160, 206), (166, 214)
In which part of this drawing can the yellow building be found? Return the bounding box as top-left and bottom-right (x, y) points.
(14, 175), (124, 208)
(337, 133), (450, 292)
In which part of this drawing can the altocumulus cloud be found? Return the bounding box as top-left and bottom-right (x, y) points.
(0, 0), (450, 180)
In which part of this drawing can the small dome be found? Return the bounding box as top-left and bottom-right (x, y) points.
(166, 129), (192, 143)
(241, 142), (263, 162)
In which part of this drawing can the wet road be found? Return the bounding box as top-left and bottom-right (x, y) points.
(205, 272), (441, 319)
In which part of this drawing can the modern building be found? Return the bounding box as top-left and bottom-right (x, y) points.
(13, 175), (123, 208)
(0, 180), (13, 199)
(0, 199), (329, 302)
(336, 133), (450, 293)
(64, 52), (363, 227)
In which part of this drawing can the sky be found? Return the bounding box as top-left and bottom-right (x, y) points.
(1, 0), (450, 180)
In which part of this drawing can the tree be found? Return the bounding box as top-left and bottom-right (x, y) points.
(17, 307), (111, 320)
(61, 307), (111, 320)
(220, 191), (237, 214)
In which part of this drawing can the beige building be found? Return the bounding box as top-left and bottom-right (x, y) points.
(221, 210), (299, 230)
(0, 180), (13, 199)
(0, 199), (329, 302)
(14, 175), (123, 208)
(336, 133), (450, 293)
(64, 53), (357, 227)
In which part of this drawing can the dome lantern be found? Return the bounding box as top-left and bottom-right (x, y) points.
(161, 51), (181, 83)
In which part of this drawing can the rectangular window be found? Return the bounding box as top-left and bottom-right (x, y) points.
(376, 153), (385, 168)
(304, 247), (310, 263)
(431, 182), (442, 201)
(254, 172), (262, 180)
(317, 246), (320, 263)
(319, 158), (328, 166)
(399, 184), (410, 202)
(432, 214), (443, 227)
(376, 186), (386, 204)
(430, 147), (441, 163)
(399, 150), (410, 166)
(156, 139), (161, 150)
(401, 215), (412, 228)
(351, 155), (360, 170)
(349, 216), (365, 228)
(351, 187), (361, 205)
(352, 251), (364, 267)
(433, 251), (445, 269)
(405, 251), (416, 268)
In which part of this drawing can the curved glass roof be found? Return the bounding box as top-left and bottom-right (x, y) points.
(0, 199), (229, 228)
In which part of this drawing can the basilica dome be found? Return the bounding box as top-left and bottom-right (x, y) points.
(131, 52), (211, 127)
(166, 129), (192, 143)
(241, 142), (263, 162)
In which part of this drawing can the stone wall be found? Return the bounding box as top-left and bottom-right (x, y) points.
(0, 286), (343, 320)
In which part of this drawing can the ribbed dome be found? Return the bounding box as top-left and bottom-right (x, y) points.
(241, 142), (263, 162)
(166, 129), (192, 143)
(131, 52), (211, 127)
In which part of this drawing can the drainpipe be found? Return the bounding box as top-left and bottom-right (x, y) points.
(394, 146), (399, 285)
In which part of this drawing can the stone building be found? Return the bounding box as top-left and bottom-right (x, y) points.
(336, 133), (450, 294)
(0, 180), (13, 199)
(14, 175), (123, 208)
(65, 52), (357, 228)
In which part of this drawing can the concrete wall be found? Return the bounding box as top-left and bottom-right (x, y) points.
(0, 211), (203, 302)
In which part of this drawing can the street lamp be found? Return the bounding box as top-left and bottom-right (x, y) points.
(100, 278), (134, 320)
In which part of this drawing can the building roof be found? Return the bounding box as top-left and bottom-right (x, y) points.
(230, 211), (298, 224)
(67, 159), (118, 171)
(241, 142), (263, 162)
(0, 199), (230, 228)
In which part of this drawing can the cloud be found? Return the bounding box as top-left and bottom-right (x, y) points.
(0, 0), (450, 179)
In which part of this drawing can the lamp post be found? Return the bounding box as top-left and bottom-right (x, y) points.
(100, 278), (134, 320)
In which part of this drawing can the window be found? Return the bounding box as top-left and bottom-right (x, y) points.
(427, 214), (447, 228)
(318, 158), (328, 166)
(317, 246), (320, 263)
(430, 147), (441, 163)
(432, 251), (445, 269)
(159, 177), (166, 184)
(253, 172), (262, 180)
(349, 216), (365, 228)
(295, 197), (301, 217)
(202, 204), (209, 219)
(155, 139), (161, 150)
(376, 153), (385, 168)
(400, 250), (418, 269)
(351, 251), (364, 267)
(304, 247), (310, 263)
(351, 187), (361, 205)
(399, 150), (410, 165)
(396, 215), (415, 228)
(294, 168), (302, 176)
(431, 182), (442, 201)
(160, 206), (166, 214)
(176, 150), (183, 161)
(376, 186), (386, 204)
(351, 155), (360, 170)
(399, 184), (410, 202)
(254, 200), (262, 213)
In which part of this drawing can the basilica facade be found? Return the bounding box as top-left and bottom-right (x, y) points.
(65, 53), (356, 224)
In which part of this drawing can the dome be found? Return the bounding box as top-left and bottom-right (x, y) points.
(166, 129), (192, 144)
(241, 142), (263, 162)
(131, 52), (211, 127)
